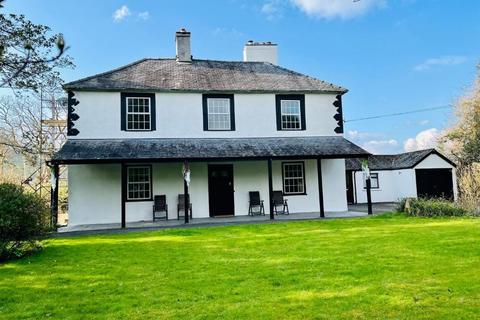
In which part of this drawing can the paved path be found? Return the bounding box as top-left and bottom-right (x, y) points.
(55, 210), (376, 237)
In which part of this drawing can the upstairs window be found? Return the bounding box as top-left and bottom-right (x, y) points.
(203, 94), (235, 131)
(281, 100), (301, 130)
(282, 162), (306, 195)
(276, 95), (306, 131)
(127, 165), (152, 201)
(121, 93), (156, 131)
(127, 97), (151, 130)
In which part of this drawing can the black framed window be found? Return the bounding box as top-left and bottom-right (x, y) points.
(121, 93), (156, 131)
(282, 162), (306, 195)
(363, 172), (379, 189)
(127, 165), (152, 201)
(276, 95), (306, 131)
(203, 94), (235, 131)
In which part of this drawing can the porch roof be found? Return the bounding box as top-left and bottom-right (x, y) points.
(51, 136), (370, 164)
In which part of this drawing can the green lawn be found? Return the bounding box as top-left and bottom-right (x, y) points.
(1, 214), (479, 319)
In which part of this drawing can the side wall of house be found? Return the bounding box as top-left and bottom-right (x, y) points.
(70, 92), (339, 139)
(68, 164), (121, 226)
(67, 159), (348, 226)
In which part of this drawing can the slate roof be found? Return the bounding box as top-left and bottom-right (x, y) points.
(345, 149), (455, 171)
(63, 59), (347, 93)
(52, 136), (369, 164)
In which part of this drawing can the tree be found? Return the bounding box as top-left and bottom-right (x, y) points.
(0, 0), (73, 91)
(442, 67), (480, 166)
(442, 65), (480, 213)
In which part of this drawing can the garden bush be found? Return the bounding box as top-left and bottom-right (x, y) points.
(0, 183), (50, 261)
(405, 198), (469, 217)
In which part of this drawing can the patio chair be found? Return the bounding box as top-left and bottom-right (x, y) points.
(248, 191), (265, 216)
(177, 194), (193, 220)
(272, 191), (289, 215)
(153, 195), (168, 221)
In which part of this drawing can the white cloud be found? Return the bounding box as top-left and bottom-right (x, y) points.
(346, 130), (400, 154)
(113, 5), (131, 22)
(404, 128), (440, 152)
(211, 27), (245, 38)
(419, 119), (429, 125)
(290, 0), (385, 19)
(414, 56), (467, 71)
(362, 139), (398, 154)
(261, 0), (283, 20)
(138, 11), (150, 20)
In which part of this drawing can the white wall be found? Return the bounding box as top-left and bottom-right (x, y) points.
(71, 92), (339, 139)
(353, 153), (457, 203)
(68, 164), (121, 225)
(354, 169), (417, 203)
(67, 158), (348, 226)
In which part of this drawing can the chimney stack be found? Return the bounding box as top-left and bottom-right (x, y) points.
(176, 28), (192, 63)
(243, 41), (278, 65)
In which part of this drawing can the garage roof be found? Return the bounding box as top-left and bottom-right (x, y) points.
(345, 149), (456, 171)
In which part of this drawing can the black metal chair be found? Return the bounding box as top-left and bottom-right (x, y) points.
(272, 191), (289, 215)
(153, 195), (168, 221)
(177, 194), (192, 220)
(248, 191), (265, 216)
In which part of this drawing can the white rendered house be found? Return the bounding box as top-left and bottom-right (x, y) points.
(50, 29), (371, 228)
(345, 149), (457, 204)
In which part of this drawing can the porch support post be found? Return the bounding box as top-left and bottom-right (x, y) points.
(121, 162), (127, 228)
(316, 158), (325, 218)
(50, 163), (59, 228)
(267, 158), (274, 220)
(184, 161), (190, 224)
(366, 177), (373, 215)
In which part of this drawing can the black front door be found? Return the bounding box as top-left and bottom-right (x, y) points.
(415, 168), (454, 199)
(208, 164), (234, 217)
(346, 170), (355, 204)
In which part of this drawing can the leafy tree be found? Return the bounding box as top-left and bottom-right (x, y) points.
(0, 0), (73, 91)
(442, 66), (480, 166)
(442, 65), (480, 213)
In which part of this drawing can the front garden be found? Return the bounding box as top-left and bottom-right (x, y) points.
(1, 213), (479, 319)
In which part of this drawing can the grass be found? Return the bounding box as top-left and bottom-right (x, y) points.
(1, 214), (479, 319)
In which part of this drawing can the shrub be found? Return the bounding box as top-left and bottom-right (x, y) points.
(406, 198), (469, 217)
(395, 198), (408, 212)
(0, 183), (50, 261)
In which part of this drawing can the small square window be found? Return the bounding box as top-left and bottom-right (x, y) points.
(363, 172), (379, 189)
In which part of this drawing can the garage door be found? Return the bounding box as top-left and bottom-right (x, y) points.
(415, 169), (454, 199)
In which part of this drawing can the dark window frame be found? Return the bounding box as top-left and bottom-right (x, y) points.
(276, 94), (306, 131)
(126, 164), (153, 202)
(202, 94), (235, 131)
(121, 92), (156, 131)
(363, 172), (379, 189)
(281, 161), (307, 196)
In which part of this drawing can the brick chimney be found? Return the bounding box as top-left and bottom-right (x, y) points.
(176, 28), (192, 63)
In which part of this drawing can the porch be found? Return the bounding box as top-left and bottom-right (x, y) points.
(50, 136), (372, 230)
(57, 210), (369, 233)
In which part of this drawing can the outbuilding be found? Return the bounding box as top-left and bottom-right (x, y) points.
(345, 149), (457, 204)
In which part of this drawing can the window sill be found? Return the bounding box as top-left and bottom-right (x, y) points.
(126, 198), (153, 202)
(284, 193), (307, 196)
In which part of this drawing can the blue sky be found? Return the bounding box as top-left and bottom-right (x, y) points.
(5, 0), (480, 153)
